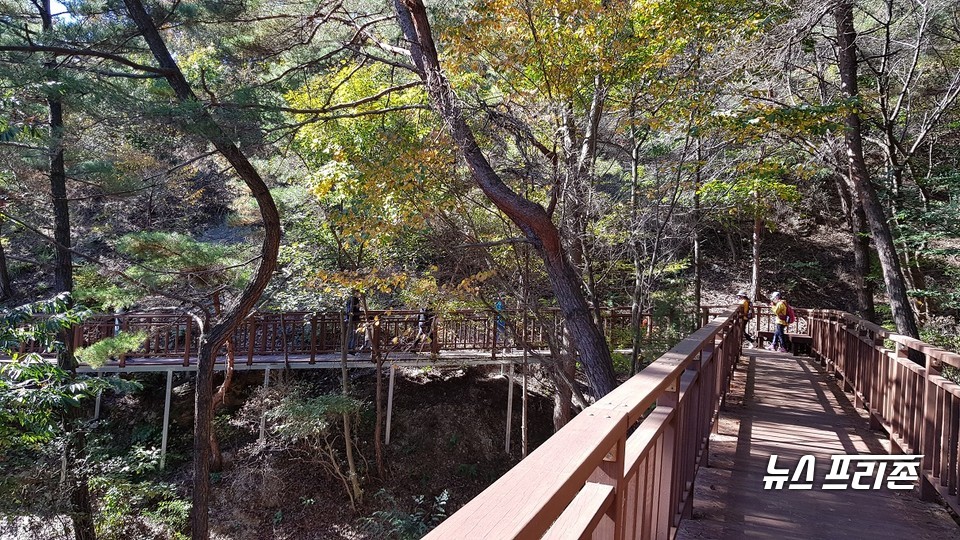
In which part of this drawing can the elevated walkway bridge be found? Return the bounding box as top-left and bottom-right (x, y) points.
(10, 306), (960, 538)
(421, 308), (960, 539)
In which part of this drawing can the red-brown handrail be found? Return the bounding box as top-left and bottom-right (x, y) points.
(16, 307), (713, 366)
(807, 309), (960, 516)
(423, 309), (745, 539)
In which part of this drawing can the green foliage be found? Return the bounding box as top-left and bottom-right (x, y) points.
(90, 477), (189, 540)
(76, 331), (148, 368)
(0, 295), (139, 449)
(268, 390), (364, 443)
(611, 351), (635, 375)
(718, 100), (849, 139)
(92, 443), (163, 477)
(920, 317), (960, 354)
(0, 357), (140, 448)
(446, 432), (461, 448)
(699, 160), (801, 225)
(0, 293), (89, 355)
(74, 265), (140, 312)
(362, 489), (450, 540)
(455, 462), (479, 479)
(1, 359), (93, 446)
(115, 231), (248, 292)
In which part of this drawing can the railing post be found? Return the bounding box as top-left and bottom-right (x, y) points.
(492, 314), (498, 363)
(309, 314), (318, 364)
(889, 343), (911, 455)
(247, 320), (255, 365)
(656, 377), (680, 540)
(118, 316), (129, 368)
(587, 426), (626, 540)
(920, 353), (940, 501)
(825, 312), (833, 359)
(431, 315), (441, 358)
(319, 313), (327, 352)
(372, 320), (381, 363)
(183, 319), (192, 367)
(868, 333), (885, 430)
(73, 323), (83, 353)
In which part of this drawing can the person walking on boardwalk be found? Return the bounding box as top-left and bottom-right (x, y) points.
(767, 292), (788, 352)
(737, 291), (755, 346)
(412, 306), (436, 351)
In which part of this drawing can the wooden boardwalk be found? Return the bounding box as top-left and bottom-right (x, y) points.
(56, 349), (549, 373)
(678, 348), (960, 539)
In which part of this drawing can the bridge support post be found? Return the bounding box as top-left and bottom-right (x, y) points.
(505, 361), (514, 454)
(259, 367), (270, 443)
(385, 363), (396, 445)
(160, 369), (173, 470)
(93, 372), (102, 420)
(522, 360), (528, 458)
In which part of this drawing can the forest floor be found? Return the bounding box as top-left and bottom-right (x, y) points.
(699, 221), (866, 311)
(180, 364), (556, 539)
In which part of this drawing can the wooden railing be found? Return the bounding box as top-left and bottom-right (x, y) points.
(747, 304), (811, 336)
(18, 307), (697, 367)
(807, 309), (960, 515)
(423, 309), (745, 539)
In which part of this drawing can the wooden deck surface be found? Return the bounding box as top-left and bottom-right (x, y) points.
(678, 349), (960, 540)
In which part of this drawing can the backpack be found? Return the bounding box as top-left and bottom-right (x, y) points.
(785, 303), (796, 325)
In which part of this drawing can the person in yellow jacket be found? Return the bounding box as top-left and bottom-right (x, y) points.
(767, 291), (788, 352)
(736, 291), (755, 345)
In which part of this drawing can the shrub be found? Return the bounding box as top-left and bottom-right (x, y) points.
(362, 489), (450, 540)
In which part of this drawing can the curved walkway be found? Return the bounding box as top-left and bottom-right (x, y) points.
(678, 349), (960, 540)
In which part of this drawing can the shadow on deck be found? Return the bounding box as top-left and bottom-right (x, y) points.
(678, 348), (960, 540)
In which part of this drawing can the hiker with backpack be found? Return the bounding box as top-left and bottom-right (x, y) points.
(767, 291), (791, 353)
(736, 291), (755, 346)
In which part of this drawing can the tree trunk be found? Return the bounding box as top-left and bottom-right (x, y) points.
(552, 356), (576, 431)
(209, 337), (235, 473)
(192, 338), (216, 537)
(49, 100), (71, 296)
(395, 0), (616, 397)
(37, 2), (75, 372)
(750, 207), (761, 302)
(122, 3), (282, 538)
(835, 169), (877, 322)
(0, 219), (14, 300)
(629, 124), (644, 375)
(339, 308), (362, 508)
(360, 295), (385, 477)
(66, 427), (96, 540)
(374, 348), (385, 478)
(573, 78), (606, 333)
(692, 141), (702, 330)
(361, 299), (386, 479)
(37, 4), (92, 539)
(835, 0), (919, 339)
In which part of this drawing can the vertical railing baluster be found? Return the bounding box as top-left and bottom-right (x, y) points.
(183, 318), (192, 367)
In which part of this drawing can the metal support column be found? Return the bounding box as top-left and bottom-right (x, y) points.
(93, 372), (102, 420)
(259, 367), (270, 443)
(505, 361), (514, 453)
(160, 369), (173, 470)
(385, 364), (396, 445)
